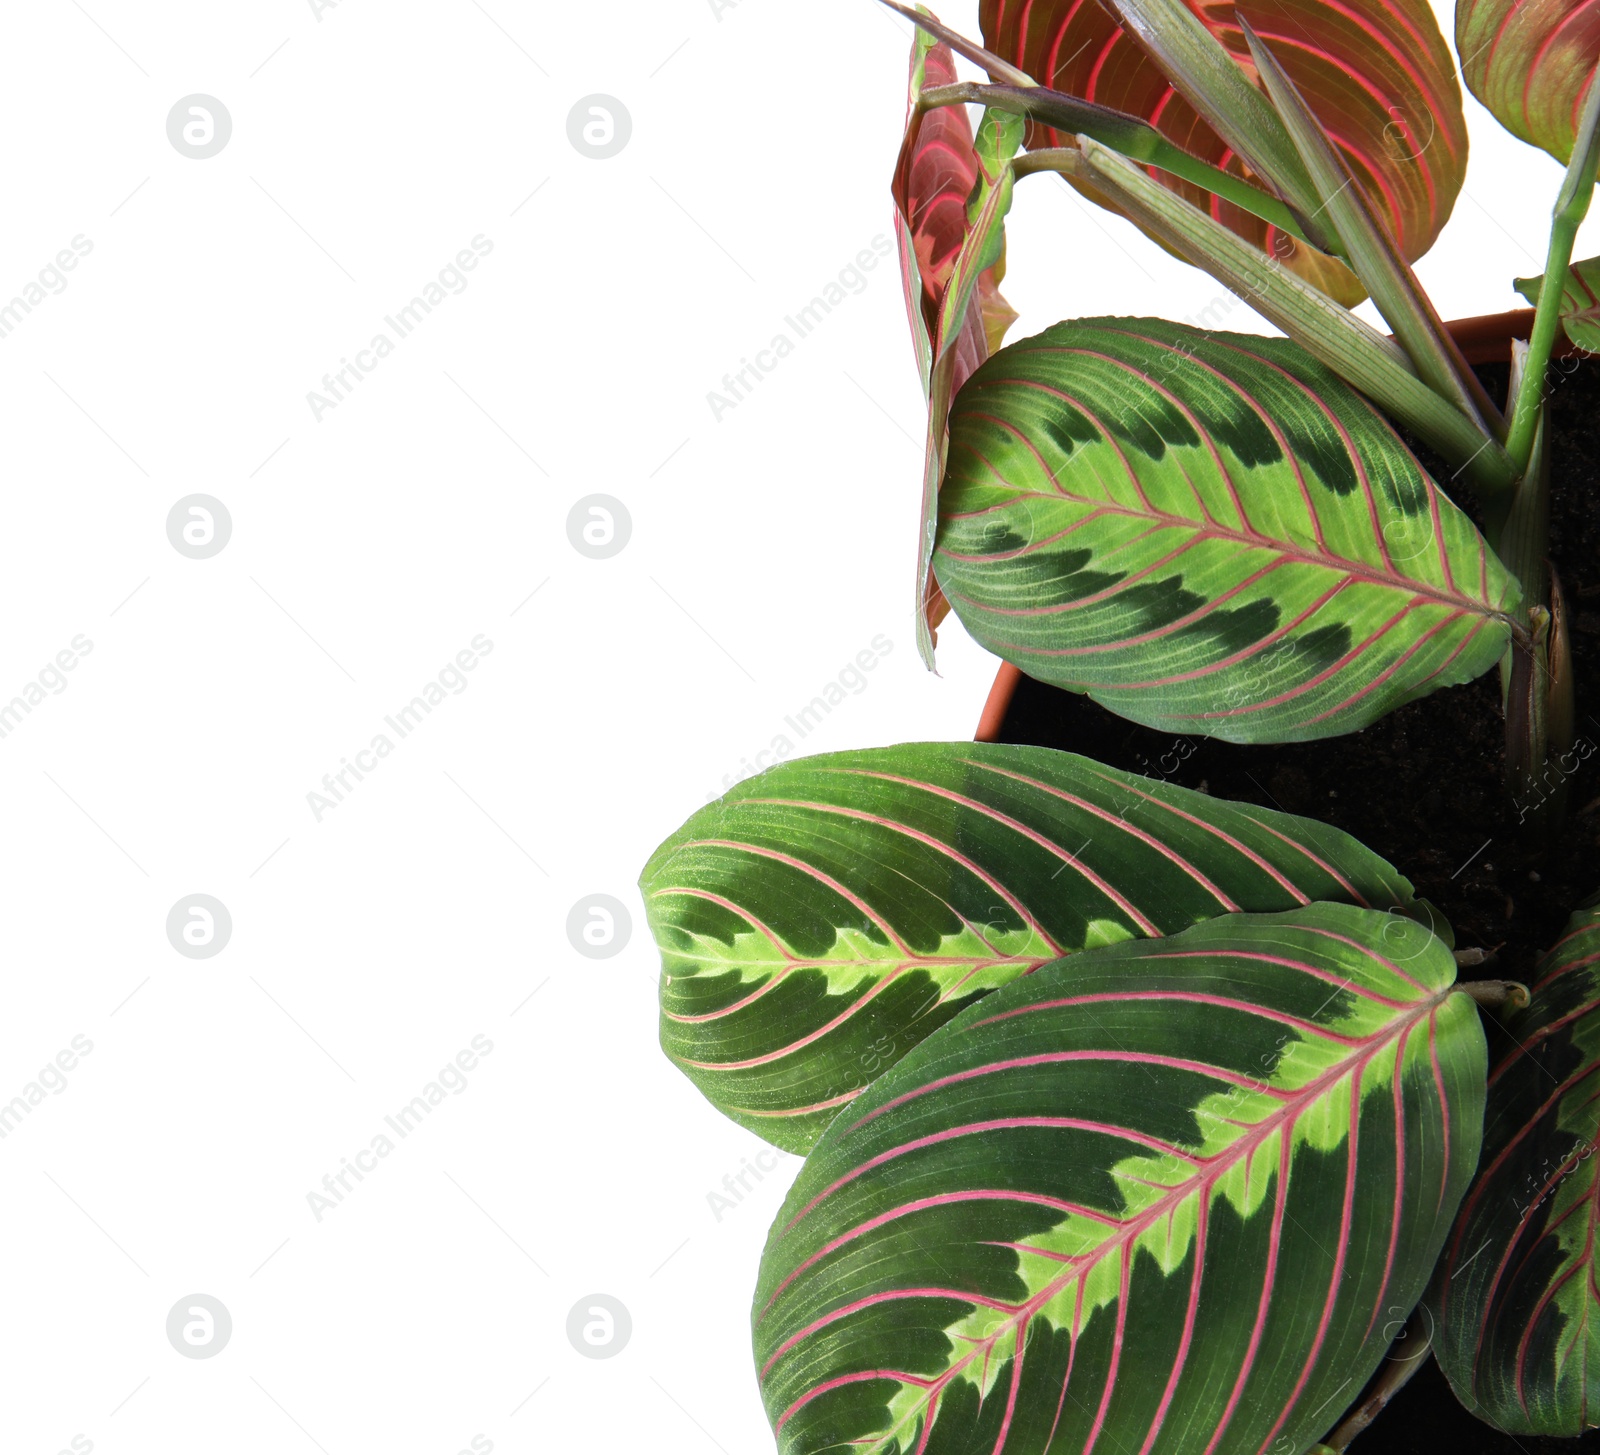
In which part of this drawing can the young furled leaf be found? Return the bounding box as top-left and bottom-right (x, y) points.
(895, 33), (1012, 396)
(1432, 900), (1600, 1436)
(642, 742), (1427, 1152)
(1458, 0), (1600, 164)
(755, 904), (1485, 1455)
(979, 0), (1469, 303)
(894, 23), (1021, 667)
(935, 318), (1519, 742)
(879, 0), (1318, 243)
(1517, 254), (1600, 353)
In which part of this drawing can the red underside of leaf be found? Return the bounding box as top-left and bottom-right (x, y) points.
(979, 0), (1468, 295)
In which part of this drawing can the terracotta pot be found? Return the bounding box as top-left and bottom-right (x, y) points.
(973, 307), (1577, 742)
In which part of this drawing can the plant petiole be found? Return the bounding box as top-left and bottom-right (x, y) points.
(1505, 69), (1600, 473)
(923, 81), (1315, 245)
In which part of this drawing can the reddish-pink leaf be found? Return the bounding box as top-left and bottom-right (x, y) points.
(979, 0), (1470, 303)
(892, 30), (1020, 657)
(897, 44), (984, 379)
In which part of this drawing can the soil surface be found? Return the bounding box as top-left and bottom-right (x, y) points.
(994, 359), (1600, 1452)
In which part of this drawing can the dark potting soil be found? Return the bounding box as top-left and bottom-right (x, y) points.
(992, 358), (1600, 1453)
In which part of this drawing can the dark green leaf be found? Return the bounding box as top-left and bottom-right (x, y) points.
(643, 741), (1426, 1151)
(1431, 900), (1600, 1435)
(755, 904), (1485, 1454)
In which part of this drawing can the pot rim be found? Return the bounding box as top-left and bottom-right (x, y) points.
(972, 306), (1584, 742)
(1446, 306), (1583, 363)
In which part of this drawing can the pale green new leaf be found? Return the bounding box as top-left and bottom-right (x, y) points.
(1517, 254), (1600, 353)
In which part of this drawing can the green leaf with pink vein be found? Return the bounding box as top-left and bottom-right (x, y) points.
(755, 903), (1485, 1454)
(1516, 253), (1600, 353)
(642, 741), (1431, 1153)
(935, 317), (1519, 743)
(1430, 898), (1600, 1435)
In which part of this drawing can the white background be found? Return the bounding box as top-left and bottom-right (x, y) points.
(0, 3), (1592, 1453)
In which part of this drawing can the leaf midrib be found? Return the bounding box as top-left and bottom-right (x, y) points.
(768, 983), (1449, 1446)
(944, 442), (1492, 619)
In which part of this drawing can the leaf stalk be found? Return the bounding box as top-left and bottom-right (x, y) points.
(1505, 68), (1600, 472)
(876, 0), (1033, 87)
(1093, 0), (1328, 244)
(923, 80), (1312, 243)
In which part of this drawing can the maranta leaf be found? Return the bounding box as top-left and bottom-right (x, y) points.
(1457, 0), (1600, 163)
(935, 318), (1517, 742)
(980, 0), (1468, 302)
(643, 742), (1427, 1152)
(1432, 900), (1600, 1435)
(755, 904), (1484, 1454)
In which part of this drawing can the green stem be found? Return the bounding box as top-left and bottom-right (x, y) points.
(1505, 70), (1600, 473)
(1493, 397), (1551, 609)
(1505, 218), (1583, 468)
(1096, 0), (1324, 230)
(926, 82), (1314, 245)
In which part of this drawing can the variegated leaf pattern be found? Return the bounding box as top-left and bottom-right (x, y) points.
(643, 742), (1425, 1153)
(1432, 900), (1600, 1435)
(754, 904), (1485, 1455)
(935, 318), (1518, 743)
(1458, 0), (1600, 163)
(980, 0), (1468, 302)
(1517, 253), (1600, 352)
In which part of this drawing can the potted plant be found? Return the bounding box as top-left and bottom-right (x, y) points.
(639, 1), (1600, 1449)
